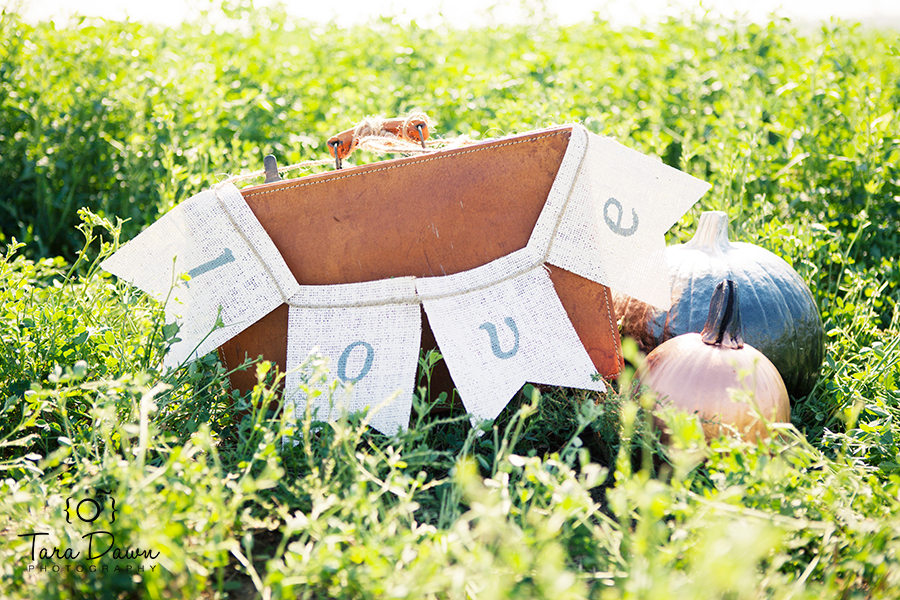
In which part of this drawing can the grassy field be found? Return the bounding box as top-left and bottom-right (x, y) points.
(1, 2), (900, 598)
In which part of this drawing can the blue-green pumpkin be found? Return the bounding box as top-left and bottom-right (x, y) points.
(613, 211), (825, 398)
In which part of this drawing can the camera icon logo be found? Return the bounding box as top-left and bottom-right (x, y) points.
(65, 490), (116, 524)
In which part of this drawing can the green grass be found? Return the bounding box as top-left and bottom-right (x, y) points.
(1, 1), (900, 598)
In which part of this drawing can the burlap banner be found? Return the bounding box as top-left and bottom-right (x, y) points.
(100, 183), (299, 369)
(101, 123), (711, 434)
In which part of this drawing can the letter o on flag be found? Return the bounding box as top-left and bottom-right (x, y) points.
(337, 341), (375, 383)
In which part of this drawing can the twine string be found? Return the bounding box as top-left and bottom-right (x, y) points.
(221, 158), (334, 186)
(287, 257), (549, 309)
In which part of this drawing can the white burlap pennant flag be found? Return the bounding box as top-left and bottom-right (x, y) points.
(101, 182), (299, 369)
(284, 277), (421, 436)
(529, 125), (712, 310)
(417, 248), (606, 422)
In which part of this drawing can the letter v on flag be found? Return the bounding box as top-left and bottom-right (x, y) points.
(416, 249), (606, 422)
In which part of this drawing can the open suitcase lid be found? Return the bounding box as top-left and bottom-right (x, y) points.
(102, 123), (710, 433)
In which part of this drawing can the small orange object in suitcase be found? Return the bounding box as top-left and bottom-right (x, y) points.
(218, 123), (624, 401)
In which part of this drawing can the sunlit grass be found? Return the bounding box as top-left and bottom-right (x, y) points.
(0, 2), (899, 598)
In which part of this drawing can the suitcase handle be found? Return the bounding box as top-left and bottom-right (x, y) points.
(326, 114), (431, 168)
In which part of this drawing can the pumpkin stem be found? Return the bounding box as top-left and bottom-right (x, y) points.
(700, 279), (744, 349)
(685, 211), (731, 251)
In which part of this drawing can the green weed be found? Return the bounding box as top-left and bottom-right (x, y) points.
(1, 2), (899, 598)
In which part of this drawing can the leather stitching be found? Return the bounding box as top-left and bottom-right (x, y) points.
(242, 130), (569, 198)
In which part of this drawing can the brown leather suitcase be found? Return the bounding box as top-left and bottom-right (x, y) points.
(219, 124), (623, 402)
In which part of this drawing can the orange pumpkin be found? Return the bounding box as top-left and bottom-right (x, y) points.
(638, 279), (790, 442)
(614, 210), (824, 398)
